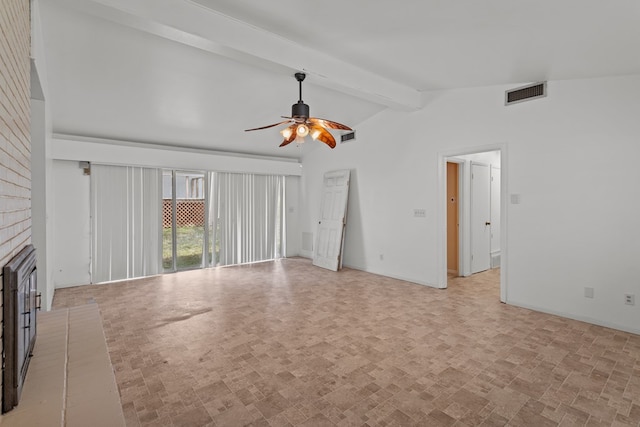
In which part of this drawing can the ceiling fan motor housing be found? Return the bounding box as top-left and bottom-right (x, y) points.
(291, 101), (309, 119)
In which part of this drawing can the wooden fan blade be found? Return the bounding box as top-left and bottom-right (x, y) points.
(309, 117), (352, 131)
(310, 125), (336, 149)
(245, 119), (292, 132)
(279, 124), (297, 147)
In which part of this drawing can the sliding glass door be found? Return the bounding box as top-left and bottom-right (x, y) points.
(163, 170), (285, 273)
(91, 167), (285, 280)
(163, 170), (208, 271)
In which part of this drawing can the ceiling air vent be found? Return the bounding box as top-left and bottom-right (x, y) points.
(505, 82), (547, 106)
(341, 131), (356, 143)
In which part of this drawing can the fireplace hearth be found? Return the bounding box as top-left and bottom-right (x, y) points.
(2, 244), (38, 413)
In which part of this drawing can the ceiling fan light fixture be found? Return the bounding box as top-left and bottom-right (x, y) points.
(281, 127), (293, 139)
(296, 124), (309, 137)
(311, 129), (322, 140)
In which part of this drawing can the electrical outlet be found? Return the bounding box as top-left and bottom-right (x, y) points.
(379, 254), (384, 261)
(624, 294), (635, 306)
(584, 287), (594, 298)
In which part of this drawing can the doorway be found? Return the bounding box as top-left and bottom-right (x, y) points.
(439, 146), (507, 302)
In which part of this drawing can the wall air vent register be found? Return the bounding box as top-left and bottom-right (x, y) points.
(341, 131), (356, 143)
(505, 82), (547, 106)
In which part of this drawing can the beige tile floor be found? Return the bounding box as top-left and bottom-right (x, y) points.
(52, 258), (640, 426)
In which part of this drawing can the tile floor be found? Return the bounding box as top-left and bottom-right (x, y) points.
(52, 258), (640, 426)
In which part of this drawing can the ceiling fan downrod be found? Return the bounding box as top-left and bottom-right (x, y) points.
(292, 72), (309, 118)
(295, 72), (306, 101)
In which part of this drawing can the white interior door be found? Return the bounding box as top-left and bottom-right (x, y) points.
(313, 170), (350, 271)
(471, 162), (491, 273)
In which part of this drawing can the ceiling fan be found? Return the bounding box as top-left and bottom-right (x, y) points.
(245, 72), (352, 149)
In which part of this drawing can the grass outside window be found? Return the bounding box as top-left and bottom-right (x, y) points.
(163, 226), (213, 270)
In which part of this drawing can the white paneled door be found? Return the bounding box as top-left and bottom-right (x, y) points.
(471, 162), (491, 274)
(313, 170), (351, 271)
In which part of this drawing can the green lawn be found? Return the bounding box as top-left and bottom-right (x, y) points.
(163, 226), (211, 269)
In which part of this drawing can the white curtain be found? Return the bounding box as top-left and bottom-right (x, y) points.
(91, 164), (162, 283)
(210, 172), (285, 266)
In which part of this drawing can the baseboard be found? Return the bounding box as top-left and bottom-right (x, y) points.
(341, 262), (440, 289)
(299, 250), (313, 259)
(491, 251), (501, 269)
(54, 281), (90, 289)
(507, 299), (640, 336)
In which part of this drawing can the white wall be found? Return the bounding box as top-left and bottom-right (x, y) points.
(52, 160), (91, 288)
(455, 151), (500, 166)
(300, 74), (640, 334)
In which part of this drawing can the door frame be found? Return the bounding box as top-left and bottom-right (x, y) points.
(437, 143), (508, 303)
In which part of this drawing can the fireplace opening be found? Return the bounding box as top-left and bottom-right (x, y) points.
(2, 244), (38, 413)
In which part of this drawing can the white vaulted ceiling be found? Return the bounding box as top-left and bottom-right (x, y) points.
(38, 0), (640, 159)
